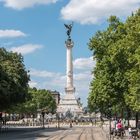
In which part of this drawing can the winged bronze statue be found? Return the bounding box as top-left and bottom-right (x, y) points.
(64, 22), (73, 39)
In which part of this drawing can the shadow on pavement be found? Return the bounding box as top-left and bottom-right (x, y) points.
(0, 127), (68, 133)
(0, 127), (69, 140)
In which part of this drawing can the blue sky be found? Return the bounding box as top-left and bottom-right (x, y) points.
(0, 0), (140, 106)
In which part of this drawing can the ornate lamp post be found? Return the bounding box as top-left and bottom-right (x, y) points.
(56, 113), (60, 128)
(107, 105), (112, 140)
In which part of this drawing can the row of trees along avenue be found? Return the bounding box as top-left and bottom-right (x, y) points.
(0, 48), (56, 115)
(88, 9), (140, 126)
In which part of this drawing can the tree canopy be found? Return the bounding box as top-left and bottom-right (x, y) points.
(0, 48), (29, 111)
(12, 88), (57, 114)
(88, 9), (140, 116)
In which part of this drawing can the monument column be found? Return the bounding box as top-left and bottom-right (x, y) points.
(57, 23), (82, 115)
(65, 40), (75, 94)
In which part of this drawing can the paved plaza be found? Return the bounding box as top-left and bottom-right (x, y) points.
(0, 121), (140, 140)
(0, 126), (107, 140)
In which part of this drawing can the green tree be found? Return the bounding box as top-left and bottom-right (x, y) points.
(36, 89), (57, 113)
(13, 88), (57, 114)
(0, 48), (29, 111)
(88, 10), (140, 119)
(124, 9), (140, 112)
(88, 16), (127, 115)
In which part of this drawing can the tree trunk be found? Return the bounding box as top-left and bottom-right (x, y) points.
(135, 112), (138, 128)
(127, 107), (131, 127)
(121, 108), (124, 119)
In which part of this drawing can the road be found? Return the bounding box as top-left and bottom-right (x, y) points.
(0, 126), (107, 140)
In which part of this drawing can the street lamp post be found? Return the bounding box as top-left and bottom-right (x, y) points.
(109, 118), (111, 140)
(56, 113), (60, 128)
(107, 106), (112, 140)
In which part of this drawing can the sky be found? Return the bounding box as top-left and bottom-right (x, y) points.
(0, 0), (140, 106)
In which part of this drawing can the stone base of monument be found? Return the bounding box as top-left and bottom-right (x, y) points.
(57, 93), (83, 116)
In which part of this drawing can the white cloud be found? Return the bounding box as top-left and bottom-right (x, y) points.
(30, 68), (61, 78)
(0, 30), (26, 38)
(29, 69), (66, 90)
(74, 71), (92, 81)
(61, 0), (140, 24)
(73, 57), (95, 70)
(2, 0), (58, 10)
(10, 44), (43, 55)
(29, 81), (38, 88)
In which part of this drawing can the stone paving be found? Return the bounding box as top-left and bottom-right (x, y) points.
(0, 126), (107, 140)
(0, 123), (140, 140)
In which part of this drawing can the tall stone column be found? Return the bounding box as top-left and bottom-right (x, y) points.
(57, 23), (83, 115)
(65, 39), (75, 94)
